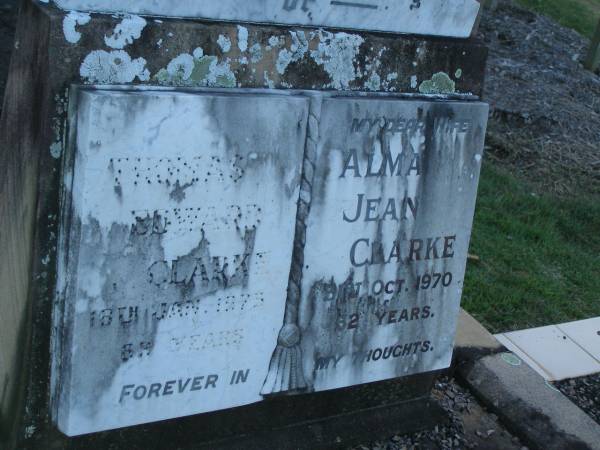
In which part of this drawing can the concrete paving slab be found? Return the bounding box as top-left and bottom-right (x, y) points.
(494, 333), (553, 380)
(557, 317), (600, 363)
(458, 352), (600, 450)
(497, 325), (600, 381)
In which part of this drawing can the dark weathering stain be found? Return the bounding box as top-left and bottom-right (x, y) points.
(63, 213), (258, 420)
(302, 272), (382, 378)
(202, 94), (307, 198)
(169, 179), (195, 203)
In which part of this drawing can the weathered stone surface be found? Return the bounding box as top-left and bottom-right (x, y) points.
(49, 374), (442, 449)
(0, 0), (17, 117)
(53, 88), (308, 435)
(0, 3), (53, 448)
(53, 0), (482, 38)
(48, 9), (488, 96)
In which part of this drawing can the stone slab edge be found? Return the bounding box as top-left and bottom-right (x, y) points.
(0, 1), (53, 448)
(51, 0), (482, 39)
(457, 353), (600, 450)
(452, 309), (505, 363)
(451, 311), (600, 449)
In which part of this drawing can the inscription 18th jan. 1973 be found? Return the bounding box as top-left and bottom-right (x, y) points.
(52, 88), (488, 435)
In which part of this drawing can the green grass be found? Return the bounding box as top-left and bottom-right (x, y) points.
(462, 163), (600, 333)
(515, 0), (600, 38)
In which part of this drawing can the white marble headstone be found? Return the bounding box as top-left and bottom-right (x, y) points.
(53, 88), (488, 436)
(52, 0), (482, 38)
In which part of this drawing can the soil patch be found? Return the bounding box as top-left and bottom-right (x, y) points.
(480, 0), (600, 196)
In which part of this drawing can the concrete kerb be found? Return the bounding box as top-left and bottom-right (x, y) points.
(452, 309), (600, 450)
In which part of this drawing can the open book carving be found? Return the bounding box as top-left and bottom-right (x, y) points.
(52, 87), (487, 435)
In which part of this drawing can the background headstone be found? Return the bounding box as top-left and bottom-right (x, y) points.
(52, 0), (482, 37)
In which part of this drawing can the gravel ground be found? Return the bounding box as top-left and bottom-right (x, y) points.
(351, 377), (525, 450)
(555, 374), (600, 426)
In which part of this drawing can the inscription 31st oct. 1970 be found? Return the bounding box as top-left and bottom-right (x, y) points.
(52, 89), (488, 435)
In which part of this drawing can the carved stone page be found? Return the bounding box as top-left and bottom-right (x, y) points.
(52, 88), (308, 436)
(288, 97), (488, 393)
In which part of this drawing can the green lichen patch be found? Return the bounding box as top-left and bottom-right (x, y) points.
(154, 53), (236, 88)
(418, 72), (456, 94)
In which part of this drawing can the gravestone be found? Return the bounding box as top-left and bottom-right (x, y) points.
(53, 0), (482, 37)
(0, 1), (488, 448)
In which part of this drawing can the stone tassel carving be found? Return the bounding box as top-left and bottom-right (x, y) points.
(261, 96), (322, 396)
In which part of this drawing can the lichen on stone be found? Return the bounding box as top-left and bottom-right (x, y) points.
(155, 50), (236, 88)
(50, 142), (63, 159)
(249, 43), (263, 63)
(276, 30), (308, 75)
(365, 72), (381, 91)
(104, 14), (147, 50)
(80, 50), (150, 84)
(63, 11), (91, 44)
(310, 31), (364, 90)
(237, 25), (248, 52)
(418, 72), (456, 94)
(217, 34), (232, 53)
